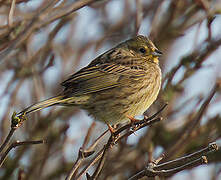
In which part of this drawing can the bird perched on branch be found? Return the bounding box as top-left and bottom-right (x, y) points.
(16, 35), (162, 131)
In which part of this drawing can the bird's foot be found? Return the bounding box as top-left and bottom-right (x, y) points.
(126, 115), (141, 133)
(106, 124), (120, 145)
(126, 115), (140, 124)
(107, 124), (116, 134)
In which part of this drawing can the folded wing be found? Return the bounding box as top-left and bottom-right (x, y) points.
(61, 54), (146, 96)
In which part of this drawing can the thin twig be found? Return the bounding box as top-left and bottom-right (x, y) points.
(75, 147), (105, 180)
(0, 0), (57, 62)
(66, 124), (109, 180)
(39, 0), (96, 26)
(135, 0), (143, 34)
(116, 117), (162, 143)
(113, 104), (167, 137)
(128, 143), (218, 179)
(65, 124), (95, 179)
(82, 122), (96, 150)
(0, 128), (15, 153)
(129, 156), (208, 180)
(8, 0), (16, 27)
(0, 111), (27, 154)
(65, 148), (88, 180)
(0, 140), (44, 167)
(164, 83), (218, 159)
(86, 144), (109, 180)
(84, 129), (109, 154)
(86, 136), (114, 180)
(156, 142), (218, 170)
(87, 105), (167, 179)
(75, 115), (162, 180)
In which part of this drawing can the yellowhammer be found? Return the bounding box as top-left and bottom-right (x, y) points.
(16, 35), (162, 129)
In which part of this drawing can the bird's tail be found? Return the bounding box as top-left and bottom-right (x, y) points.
(17, 95), (65, 116)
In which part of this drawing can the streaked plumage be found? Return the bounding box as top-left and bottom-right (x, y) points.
(17, 35), (162, 125)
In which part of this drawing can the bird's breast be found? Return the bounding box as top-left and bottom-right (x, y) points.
(125, 66), (161, 117)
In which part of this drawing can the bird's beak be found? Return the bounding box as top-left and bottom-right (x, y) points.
(152, 49), (163, 57)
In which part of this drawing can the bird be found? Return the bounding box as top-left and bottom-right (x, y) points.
(16, 35), (162, 130)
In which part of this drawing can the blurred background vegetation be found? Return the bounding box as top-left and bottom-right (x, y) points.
(0, 0), (221, 179)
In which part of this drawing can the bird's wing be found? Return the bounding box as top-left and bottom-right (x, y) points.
(61, 60), (146, 96)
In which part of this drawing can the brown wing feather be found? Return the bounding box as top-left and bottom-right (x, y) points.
(61, 49), (146, 96)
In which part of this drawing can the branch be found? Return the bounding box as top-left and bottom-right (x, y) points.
(129, 156), (208, 179)
(0, 0), (97, 63)
(164, 36), (221, 87)
(76, 147), (104, 180)
(0, 140), (44, 167)
(0, 111), (27, 154)
(86, 104), (167, 180)
(164, 82), (219, 159)
(0, 128), (15, 153)
(0, 0), (57, 63)
(65, 104), (167, 180)
(66, 123), (109, 180)
(128, 143), (218, 179)
(39, 0), (96, 26)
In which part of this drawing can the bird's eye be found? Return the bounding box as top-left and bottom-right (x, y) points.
(139, 47), (146, 54)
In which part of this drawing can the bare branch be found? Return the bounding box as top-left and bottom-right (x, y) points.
(0, 140), (44, 167)
(0, 111), (27, 154)
(0, 128), (15, 153)
(129, 143), (218, 179)
(164, 83), (219, 160)
(86, 105), (167, 179)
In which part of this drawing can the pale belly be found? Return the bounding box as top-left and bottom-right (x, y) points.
(85, 69), (161, 125)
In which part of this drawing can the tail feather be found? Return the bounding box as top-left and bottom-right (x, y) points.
(17, 95), (65, 116)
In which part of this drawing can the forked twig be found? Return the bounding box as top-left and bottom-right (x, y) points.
(65, 104), (167, 180)
(0, 112), (27, 154)
(65, 124), (109, 180)
(85, 104), (167, 180)
(128, 143), (218, 179)
(156, 143), (218, 170)
(0, 128), (15, 153)
(164, 83), (218, 160)
(129, 156), (208, 179)
(76, 147), (105, 180)
(0, 140), (44, 167)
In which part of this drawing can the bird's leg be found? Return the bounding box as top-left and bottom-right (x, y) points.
(106, 124), (121, 145)
(126, 115), (140, 134)
(126, 115), (140, 124)
(107, 124), (116, 134)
